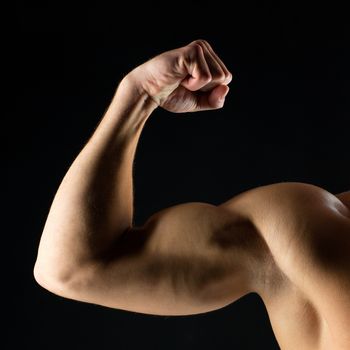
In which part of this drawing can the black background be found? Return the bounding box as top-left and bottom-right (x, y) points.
(12, 1), (349, 349)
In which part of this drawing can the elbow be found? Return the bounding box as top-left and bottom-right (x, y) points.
(33, 261), (68, 297)
(33, 260), (86, 299)
(33, 262), (51, 291)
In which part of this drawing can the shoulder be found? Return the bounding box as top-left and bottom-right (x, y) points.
(226, 181), (350, 232)
(335, 190), (350, 210)
(245, 181), (350, 261)
(265, 183), (349, 283)
(221, 181), (350, 289)
(236, 181), (349, 214)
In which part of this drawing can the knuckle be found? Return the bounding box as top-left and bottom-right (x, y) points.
(226, 72), (233, 82)
(188, 42), (203, 55)
(201, 39), (210, 47)
(187, 40), (200, 48)
(191, 39), (209, 48)
(183, 43), (197, 55)
(201, 72), (212, 82)
(182, 43), (202, 62)
(209, 67), (226, 82)
(215, 71), (227, 81)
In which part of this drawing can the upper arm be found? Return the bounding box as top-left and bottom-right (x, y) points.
(46, 202), (255, 316)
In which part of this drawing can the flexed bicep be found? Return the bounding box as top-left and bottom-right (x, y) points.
(46, 202), (258, 316)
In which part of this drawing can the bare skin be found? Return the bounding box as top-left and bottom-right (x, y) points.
(34, 40), (350, 350)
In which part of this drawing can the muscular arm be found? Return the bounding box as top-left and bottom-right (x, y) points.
(34, 40), (247, 316)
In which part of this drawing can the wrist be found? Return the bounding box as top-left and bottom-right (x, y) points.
(97, 71), (158, 141)
(120, 70), (160, 110)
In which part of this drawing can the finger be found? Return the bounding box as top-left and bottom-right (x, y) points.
(181, 44), (212, 91)
(188, 40), (227, 92)
(191, 84), (230, 112)
(197, 40), (233, 85)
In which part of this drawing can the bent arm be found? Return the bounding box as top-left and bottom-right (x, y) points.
(34, 41), (232, 312)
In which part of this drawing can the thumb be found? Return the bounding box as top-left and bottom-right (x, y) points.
(208, 84), (230, 108)
(194, 84), (230, 111)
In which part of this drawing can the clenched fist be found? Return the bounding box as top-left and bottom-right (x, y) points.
(125, 40), (232, 113)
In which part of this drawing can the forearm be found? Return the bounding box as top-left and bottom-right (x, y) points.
(35, 74), (157, 278)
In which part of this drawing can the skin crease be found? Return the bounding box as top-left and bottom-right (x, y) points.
(33, 40), (350, 350)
